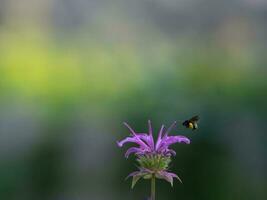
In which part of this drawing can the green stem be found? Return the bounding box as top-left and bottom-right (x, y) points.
(151, 174), (156, 200)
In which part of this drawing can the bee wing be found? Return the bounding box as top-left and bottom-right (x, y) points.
(190, 115), (199, 122)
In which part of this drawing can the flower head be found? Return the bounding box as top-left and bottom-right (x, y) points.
(117, 120), (190, 187)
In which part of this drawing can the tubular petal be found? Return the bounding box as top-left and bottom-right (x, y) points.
(117, 136), (149, 149)
(126, 171), (142, 180)
(148, 120), (154, 150)
(165, 135), (190, 145)
(125, 147), (143, 158)
(123, 122), (137, 136)
(138, 133), (154, 151)
(155, 125), (165, 150)
(163, 121), (177, 138)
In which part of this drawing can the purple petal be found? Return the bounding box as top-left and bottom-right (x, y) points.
(125, 169), (150, 180)
(163, 121), (177, 138)
(126, 170), (151, 189)
(136, 133), (151, 144)
(117, 136), (149, 149)
(148, 120), (154, 150)
(137, 132), (154, 151)
(137, 166), (153, 174)
(156, 171), (173, 185)
(166, 149), (176, 156)
(155, 125), (165, 150)
(157, 135), (190, 152)
(125, 171), (144, 180)
(167, 172), (182, 183)
(165, 135), (191, 145)
(121, 122), (152, 149)
(123, 122), (137, 136)
(125, 147), (143, 158)
(148, 120), (153, 136)
(156, 171), (182, 186)
(117, 137), (137, 147)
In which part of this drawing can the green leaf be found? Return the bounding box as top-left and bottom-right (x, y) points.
(176, 175), (182, 184)
(165, 175), (174, 187)
(131, 175), (142, 189)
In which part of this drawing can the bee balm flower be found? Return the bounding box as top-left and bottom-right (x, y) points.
(117, 120), (190, 191)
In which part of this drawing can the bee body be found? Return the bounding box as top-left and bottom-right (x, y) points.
(182, 116), (199, 130)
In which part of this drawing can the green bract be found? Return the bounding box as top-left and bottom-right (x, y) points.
(137, 155), (171, 172)
(130, 154), (181, 188)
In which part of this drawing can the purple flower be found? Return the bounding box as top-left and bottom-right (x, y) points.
(117, 120), (190, 187)
(117, 120), (190, 158)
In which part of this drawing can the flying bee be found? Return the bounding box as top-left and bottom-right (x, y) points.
(182, 115), (199, 130)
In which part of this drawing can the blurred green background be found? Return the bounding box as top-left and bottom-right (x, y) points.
(0, 0), (266, 200)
